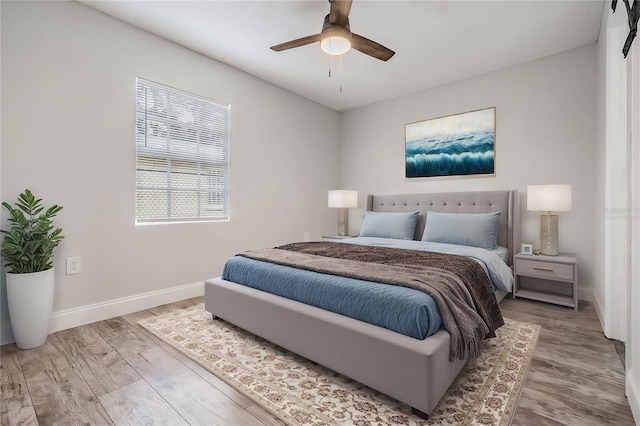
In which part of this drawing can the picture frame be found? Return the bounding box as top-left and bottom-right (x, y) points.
(405, 107), (496, 178)
(521, 243), (533, 255)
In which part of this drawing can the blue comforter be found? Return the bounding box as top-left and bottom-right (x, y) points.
(221, 238), (513, 340)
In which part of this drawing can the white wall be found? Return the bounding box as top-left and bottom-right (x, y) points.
(594, 1), (608, 330)
(595, 10), (639, 423)
(0, 1), (340, 344)
(627, 28), (640, 422)
(339, 44), (597, 299)
(595, 6), (630, 342)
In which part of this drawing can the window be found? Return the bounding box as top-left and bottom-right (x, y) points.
(135, 78), (230, 224)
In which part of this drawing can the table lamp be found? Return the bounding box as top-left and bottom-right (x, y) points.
(527, 184), (572, 256)
(328, 190), (358, 236)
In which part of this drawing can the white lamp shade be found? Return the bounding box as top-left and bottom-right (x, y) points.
(328, 190), (358, 208)
(527, 184), (572, 212)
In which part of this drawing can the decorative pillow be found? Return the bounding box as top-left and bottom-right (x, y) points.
(422, 211), (501, 249)
(359, 211), (419, 240)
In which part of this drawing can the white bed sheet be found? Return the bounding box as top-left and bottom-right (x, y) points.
(491, 246), (509, 263)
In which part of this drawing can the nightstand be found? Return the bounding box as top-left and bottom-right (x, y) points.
(513, 252), (578, 310)
(322, 235), (356, 241)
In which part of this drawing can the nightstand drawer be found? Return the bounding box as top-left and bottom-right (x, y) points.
(516, 259), (574, 281)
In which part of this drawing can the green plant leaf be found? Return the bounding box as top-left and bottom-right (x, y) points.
(1, 190), (65, 274)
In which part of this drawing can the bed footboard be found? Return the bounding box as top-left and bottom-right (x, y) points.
(204, 277), (467, 416)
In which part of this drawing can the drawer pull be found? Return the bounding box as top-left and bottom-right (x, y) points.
(533, 267), (554, 272)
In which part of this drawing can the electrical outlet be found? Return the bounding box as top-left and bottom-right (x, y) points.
(66, 256), (81, 275)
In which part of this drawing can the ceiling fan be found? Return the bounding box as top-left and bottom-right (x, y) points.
(270, 0), (395, 61)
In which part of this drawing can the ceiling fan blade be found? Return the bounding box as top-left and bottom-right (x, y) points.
(351, 33), (395, 61)
(329, 0), (352, 25)
(270, 34), (321, 52)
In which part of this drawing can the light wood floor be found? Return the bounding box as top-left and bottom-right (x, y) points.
(1, 297), (635, 425)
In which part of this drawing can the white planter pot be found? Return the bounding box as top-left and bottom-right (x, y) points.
(6, 268), (55, 349)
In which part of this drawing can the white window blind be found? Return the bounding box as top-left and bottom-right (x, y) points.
(135, 78), (230, 224)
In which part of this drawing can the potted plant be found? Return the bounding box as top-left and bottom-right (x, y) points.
(1, 189), (64, 349)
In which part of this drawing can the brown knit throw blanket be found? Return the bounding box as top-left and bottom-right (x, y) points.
(238, 241), (504, 360)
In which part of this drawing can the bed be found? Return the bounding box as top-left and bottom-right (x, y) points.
(205, 189), (519, 419)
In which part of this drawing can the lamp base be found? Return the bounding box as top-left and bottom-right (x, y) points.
(337, 208), (349, 236)
(540, 214), (559, 256)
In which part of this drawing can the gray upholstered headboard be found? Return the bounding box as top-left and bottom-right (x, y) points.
(366, 190), (519, 266)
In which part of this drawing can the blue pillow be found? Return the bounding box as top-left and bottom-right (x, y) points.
(422, 211), (501, 250)
(359, 211), (419, 240)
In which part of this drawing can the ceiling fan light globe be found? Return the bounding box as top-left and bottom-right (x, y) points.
(320, 21), (352, 56)
(320, 35), (351, 55)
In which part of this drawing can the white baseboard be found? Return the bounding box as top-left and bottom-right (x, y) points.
(593, 291), (606, 333)
(48, 281), (204, 335)
(627, 368), (640, 425)
(578, 287), (594, 303)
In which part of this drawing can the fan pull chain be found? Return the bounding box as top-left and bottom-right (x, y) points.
(327, 55), (344, 93)
(339, 55), (343, 93)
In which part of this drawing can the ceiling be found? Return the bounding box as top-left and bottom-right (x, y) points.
(80, 0), (605, 112)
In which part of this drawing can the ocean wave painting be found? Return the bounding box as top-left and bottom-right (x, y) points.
(405, 108), (495, 178)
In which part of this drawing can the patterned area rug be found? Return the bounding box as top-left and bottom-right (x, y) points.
(139, 303), (539, 426)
